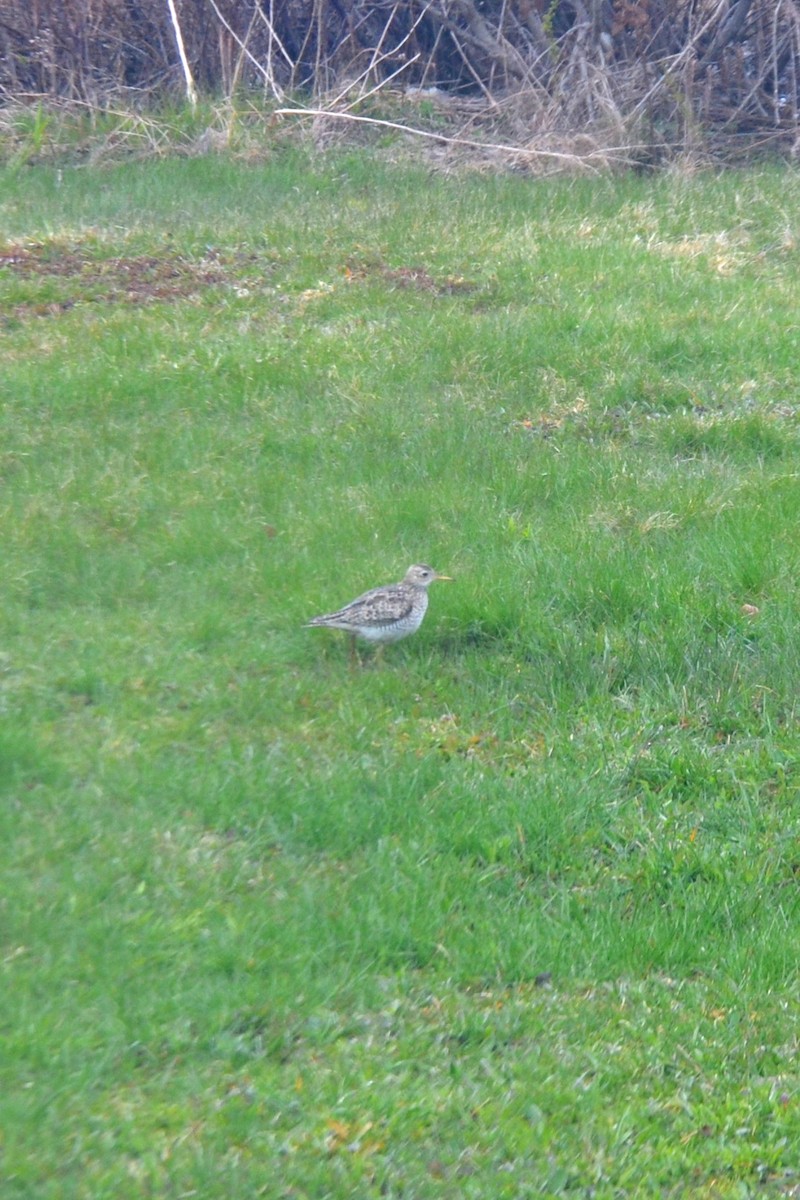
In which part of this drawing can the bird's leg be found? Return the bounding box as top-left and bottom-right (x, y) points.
(348, 633), (359, 667)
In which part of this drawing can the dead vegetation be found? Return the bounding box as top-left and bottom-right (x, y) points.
(0, 1), (799, 166)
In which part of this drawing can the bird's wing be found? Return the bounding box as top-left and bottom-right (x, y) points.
(347, 586), (414, 626)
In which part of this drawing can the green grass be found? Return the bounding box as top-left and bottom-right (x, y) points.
(3, 148), (800, 1196)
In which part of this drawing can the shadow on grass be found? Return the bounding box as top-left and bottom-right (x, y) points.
(434, 621), (513, 655)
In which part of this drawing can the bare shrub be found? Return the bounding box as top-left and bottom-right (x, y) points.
(0, 0), (797, 161)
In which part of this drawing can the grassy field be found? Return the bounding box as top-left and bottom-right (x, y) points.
(3, 147), (800, 1197)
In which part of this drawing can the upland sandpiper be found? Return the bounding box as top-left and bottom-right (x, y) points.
(305, 563), (451, 661)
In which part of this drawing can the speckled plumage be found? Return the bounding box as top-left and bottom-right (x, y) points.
(305, 563), (450, 654)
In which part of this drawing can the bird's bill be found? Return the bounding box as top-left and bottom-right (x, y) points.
(436, 573), (453, 581)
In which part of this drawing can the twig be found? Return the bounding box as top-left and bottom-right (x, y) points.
(229, 5), (260, 97)
(275, 103), (645, 168)
(166, 0), (198, 110)
(360, 2), (402, 97)
(449, 30), (501, 106)
(260, 0), (290, 99)
(254, 0), (297, 75)
(308, 0), (427, 109)
(206, 0), (284, 100)
(343, 57), (422, 112)
(627, 0), (734, 126)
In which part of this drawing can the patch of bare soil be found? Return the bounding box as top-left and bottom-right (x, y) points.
(344, 257), (478, 295)
(0, 241), (246, 318)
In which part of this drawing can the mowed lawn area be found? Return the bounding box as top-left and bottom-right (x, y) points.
(3, 149), (800, 1197)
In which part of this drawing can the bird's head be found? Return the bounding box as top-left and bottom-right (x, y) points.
(404, 564), (452, 587)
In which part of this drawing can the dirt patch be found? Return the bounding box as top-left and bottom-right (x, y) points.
(0, 241), (249, 317)
(344, 257), (479, 296)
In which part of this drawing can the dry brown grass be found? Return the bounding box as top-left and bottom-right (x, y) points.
(0, 0), (798, 165)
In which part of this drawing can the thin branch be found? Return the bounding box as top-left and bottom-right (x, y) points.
(229, 5), (260, 97)
(166, 0), (198, 109)
(206, 0), (284, 99)
(353, 0), (435, 100)
(275, 103), (650, 168)
(343, 56), (422, 112)
(254, 0), (296, 72)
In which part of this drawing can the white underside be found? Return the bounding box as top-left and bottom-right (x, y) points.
(355, 618), (422, 644)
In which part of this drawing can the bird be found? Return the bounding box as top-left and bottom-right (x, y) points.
(305, 563), (452, 662)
